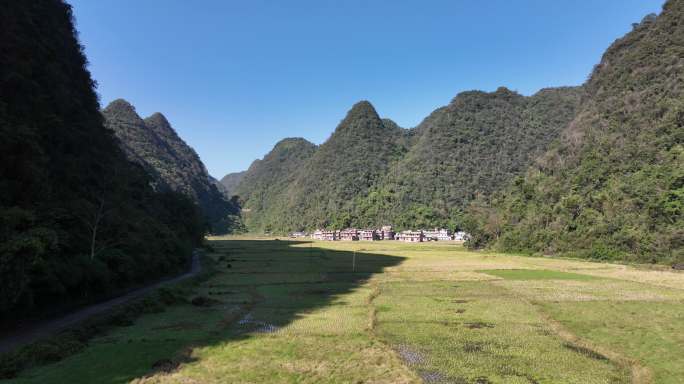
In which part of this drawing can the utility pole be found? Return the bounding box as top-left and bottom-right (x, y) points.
(353, 250), (356, 272)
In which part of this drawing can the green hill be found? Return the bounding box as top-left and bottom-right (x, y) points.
(219, 171), (246, 197)
(220, 3), (682, 264)
(235, 138), (317, 232)
(234, 102), (414, 232)
(284, 101), (411, 230)
(103, 100), (240, 234)
(357, 86), (582, 229)
(466, 3), (683, 264)
(231, 88), (581, 233)
(0, 0), (204, 319)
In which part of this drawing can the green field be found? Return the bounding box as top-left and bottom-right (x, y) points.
(7, 239), (684, 384)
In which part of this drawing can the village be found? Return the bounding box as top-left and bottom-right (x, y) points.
(290, 226), (469, 242)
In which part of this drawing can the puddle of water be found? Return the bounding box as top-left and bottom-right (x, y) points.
(396, 345), (455, 383)
(237, 313), (280, 333)
(237, 313), (253, 325)
(396, 345), (424, 365)
(255, 323), (279, 333)
(419, 370), (446, 383)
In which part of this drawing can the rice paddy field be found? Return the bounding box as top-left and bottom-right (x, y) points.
(7, 238), (684, 384)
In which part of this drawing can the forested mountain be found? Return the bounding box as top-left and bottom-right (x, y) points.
(234, 102), (414, 232)
(220, 171), (246, 197)
(231, 89), (581, 233)
(235, 138), (317, 231)
(219, 2), (680, 266)
(357, 86), (583, 229)
(466, 3), (683, 264)
(0, 0), (204, 319)
(284, 101), (411, 230)
(103, 100), (240, 234)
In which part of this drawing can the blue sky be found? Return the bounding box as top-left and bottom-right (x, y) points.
(69, 0), (664, 178)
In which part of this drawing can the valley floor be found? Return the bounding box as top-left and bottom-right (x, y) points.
(7, 239), (684, 383)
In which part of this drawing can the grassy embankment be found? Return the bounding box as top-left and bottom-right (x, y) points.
(6, 238), (683, 383)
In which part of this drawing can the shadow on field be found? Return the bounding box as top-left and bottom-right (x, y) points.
(128, 239), (406, 382)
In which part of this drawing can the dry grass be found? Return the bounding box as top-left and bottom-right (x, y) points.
(8, 239), (683, 384)
(538, 312), (653, 384)
(492, 279), (684, 302)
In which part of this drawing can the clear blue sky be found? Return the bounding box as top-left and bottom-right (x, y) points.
(69, 0), (664, 178)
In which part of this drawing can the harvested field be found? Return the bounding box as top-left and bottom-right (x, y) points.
(6, 239), (683, 383)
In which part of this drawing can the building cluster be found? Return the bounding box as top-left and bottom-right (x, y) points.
(298, 226), (469, 242)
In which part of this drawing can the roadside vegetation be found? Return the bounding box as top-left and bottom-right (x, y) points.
(0, 254), (215, 380)
(5, 239), (682, 383)
(0, 0), (207, 325)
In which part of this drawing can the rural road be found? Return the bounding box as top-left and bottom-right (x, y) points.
(0, 252), (202, 355)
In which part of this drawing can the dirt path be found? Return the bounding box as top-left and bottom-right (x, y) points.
(537, 310), (652, 384)
(0, 252), (202, 355)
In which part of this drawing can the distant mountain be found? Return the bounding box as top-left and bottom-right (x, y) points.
(235, 102), (417, 232)
(283, 101), (410, 230)
(467, 2), (683, 263)
(234, 89), (581, 233)
(0, 0), (204, 319)
(364, 86), (583, 229)
(212, 1), (682, 265)
(103, 100), (240, 234)
(210, 175), (227, 195)
(220, 171), (246, 197)
(235, 138), (317, 232)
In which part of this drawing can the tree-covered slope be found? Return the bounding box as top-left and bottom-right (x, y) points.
(0, 0), (204, 319)
(467, 3), (684, 263)
(234, 138), (317, 232)
(219, 171), (246, 197)
(234, 89), (581, 233)
(233, 101), (413, 232)
(103, 100), (240, 234)
(356, 86), (583, 229)
(282, 101), (411, 230)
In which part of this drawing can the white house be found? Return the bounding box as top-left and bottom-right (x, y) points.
(381, 225), (395, 240)
(397, 230), (424, 242)
(453, 231), (469, 241)
(423, 228), (451, 241)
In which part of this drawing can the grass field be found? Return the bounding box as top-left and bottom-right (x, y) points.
(6, 239), (684, 383)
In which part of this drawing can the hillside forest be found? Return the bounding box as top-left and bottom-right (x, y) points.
(227, 5), (682, 264)
(0, 0), (682, 331)
(0, 1), (208, 321)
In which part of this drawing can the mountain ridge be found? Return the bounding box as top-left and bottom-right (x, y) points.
(217, 3), (681, 264)
(230, 85), (582, 233)
(466, 1), (683, 263)
(103, 99), (240, 234)
(0, 0), (205, 319)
